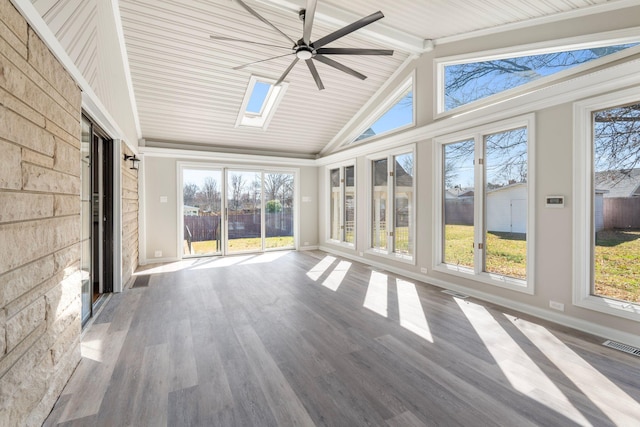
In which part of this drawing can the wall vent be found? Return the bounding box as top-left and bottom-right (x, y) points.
(603, 340), (640, 357)
(441, 289), (469, 299)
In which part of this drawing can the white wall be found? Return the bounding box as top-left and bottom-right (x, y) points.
(141, 153), (318, 263)
(317, 6), (640, 343)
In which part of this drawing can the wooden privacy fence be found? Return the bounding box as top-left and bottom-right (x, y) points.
(604, 198), (640, 229)
(184, 213), (294, 242)
(444, 198), (474, 225)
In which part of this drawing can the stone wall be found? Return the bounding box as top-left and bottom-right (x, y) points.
(0, 1), (83, 425)
(122, 143), (138, 286)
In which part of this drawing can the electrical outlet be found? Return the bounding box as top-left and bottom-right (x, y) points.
(154, 250), (162, 258)
(359, 252), (364, 257)
(420, 267), (428, 274)
(549, 300), (564, 311)
(304, 241), (309, 246)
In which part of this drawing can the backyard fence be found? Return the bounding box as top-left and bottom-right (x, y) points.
(604, 198), (640, 229)
(184, 212), (294, 242)
(444, 198), (474, 225)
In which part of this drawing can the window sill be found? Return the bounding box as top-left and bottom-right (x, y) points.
(433, 263), (533, 295)
(325, 240), (356, 251)
(574, 294), (640, 323)
(365, 248), (415, 265)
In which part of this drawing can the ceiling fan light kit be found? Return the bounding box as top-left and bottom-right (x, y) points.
(211, 0), (394, 90)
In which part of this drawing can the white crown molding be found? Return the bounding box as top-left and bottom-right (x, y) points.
(140, 146), (317, 166)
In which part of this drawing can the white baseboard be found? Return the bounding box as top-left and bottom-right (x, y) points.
(299, 245), (320, 251)
(138, 256), (181, 266)
(319, 246), (640, 348)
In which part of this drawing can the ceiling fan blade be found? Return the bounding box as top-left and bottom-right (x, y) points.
(235, 0), (296, 45)
(306, 59), (325, 90)
(316, 48), (393, 55)
(314, 55), (366, 80)
(232, 53), (293, 70)
(275, 57), (299, 86)
(302, 0), (318, 45)
(210, 35), (292, 50)
(312, 11), (384, 49)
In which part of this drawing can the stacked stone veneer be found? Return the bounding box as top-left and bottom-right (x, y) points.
(0, 1), (83, 425)
(122, 143), (139, 287)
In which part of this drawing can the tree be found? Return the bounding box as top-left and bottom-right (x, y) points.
(183, 182), (198, 206)
(201, 177), (220, 213)
(266, 200), (282, 213)
(229, 173), (245, 212)
(445, 45), (634, 110)
(594, 103), (640, 173)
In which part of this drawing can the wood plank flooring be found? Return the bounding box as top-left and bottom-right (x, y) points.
(43, 250), (640, 426)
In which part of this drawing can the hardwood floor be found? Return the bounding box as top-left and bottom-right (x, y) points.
(44, 250), (640, 426)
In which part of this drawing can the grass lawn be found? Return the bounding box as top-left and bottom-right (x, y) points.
(444, 225), (640, 302)
(444, 224), (527, 279)
(595, 229), (640, 303)
(190, 236), (294, 254)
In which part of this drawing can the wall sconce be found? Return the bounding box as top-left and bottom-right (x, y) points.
(123, 154), (140, 170)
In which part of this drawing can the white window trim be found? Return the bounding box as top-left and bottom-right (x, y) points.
(325, 160), (357, 250)
(365, 144), (416, 265)
(177, 162), (300, 258)
(343, 73), (416, 147)
(573, 88), (640, 322)
(435, 28), (640, 118)
(235, 75), (289, 130)
(433, 114), (536, 294)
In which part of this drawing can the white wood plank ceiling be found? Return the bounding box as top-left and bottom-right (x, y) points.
(31, 0), (629, 156)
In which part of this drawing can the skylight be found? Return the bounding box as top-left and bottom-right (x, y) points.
(236, 76), (288, 130)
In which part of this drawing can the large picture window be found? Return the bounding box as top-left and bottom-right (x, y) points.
(327, 164), (356, 246)
(369, 147), (415, 261)
(436, 116), (534, 292)
(574, 90), (640, 321)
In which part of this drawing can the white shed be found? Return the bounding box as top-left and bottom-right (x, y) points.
(486, 183), (527, 233)
(594, 190), (607, 232)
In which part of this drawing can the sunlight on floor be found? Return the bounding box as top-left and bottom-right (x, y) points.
(455, 299), (591, 425)
(82, 338), (104, 363)
(322, 260), (352, 291)
(396, 278), (433, 343)
(306, 255), (336, 281)
(190, 255), (253, 270)
(363, 271), (388, 317)
(507, 314), (640, 425)
(240, 251), (289, 265)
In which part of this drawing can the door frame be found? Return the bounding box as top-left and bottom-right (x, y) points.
(177, 162), (300, 258)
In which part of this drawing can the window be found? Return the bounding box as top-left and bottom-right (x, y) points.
(574, 89), (640, 321)
(439, 40), (639, 113)
(350, 76), (414, 144)
(368, 147), (415, 261)
(328, 164), (356, 246)
(236, 75), (288, 129)
(436, 116), (534, 293)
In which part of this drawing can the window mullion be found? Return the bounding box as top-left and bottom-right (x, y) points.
(474, 134), (485, 275)
(388, 155), (395, 253)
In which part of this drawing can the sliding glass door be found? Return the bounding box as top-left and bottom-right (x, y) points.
(180, 165), (296, 257)
(181, 168), (223, 257)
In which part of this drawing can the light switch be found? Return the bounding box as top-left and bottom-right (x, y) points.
(160, 196), (168, 203)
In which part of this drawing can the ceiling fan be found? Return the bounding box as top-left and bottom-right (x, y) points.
(211, 0), (394, 90)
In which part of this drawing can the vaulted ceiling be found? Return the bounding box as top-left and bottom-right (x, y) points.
(30, 0), (629, 157)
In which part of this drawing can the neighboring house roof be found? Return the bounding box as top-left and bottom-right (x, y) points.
(446, 188), (474, 198)
(487, 182), (527, 194)
(183, 205), (199, 211)
(373, 160), (414, 187)
(595, 168), (640, 198)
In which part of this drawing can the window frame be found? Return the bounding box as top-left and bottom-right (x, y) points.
(433, 114), (536, 294)
(365, 144), (416, 264)
(344, 74), (416, 146)
(573, 88), (640, 322)
(325, 160), (357, 248)
(235, 75), (289, 130)
(435, 29), (640, 118)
